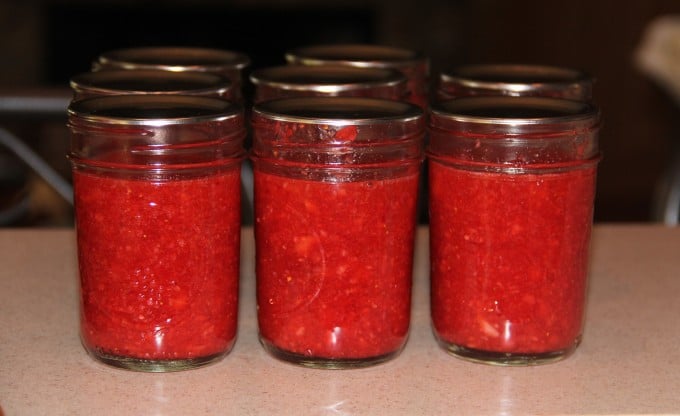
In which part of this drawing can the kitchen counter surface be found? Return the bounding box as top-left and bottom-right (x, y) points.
(1, 225), (679, 415)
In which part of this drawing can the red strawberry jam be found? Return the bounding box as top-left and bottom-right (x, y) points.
(69, 95), (245, 371)
(75, 169), (241, 362)
(255, 171), (418, 360)
(427, 96), (600, 365)
(251, 97), (424, 368)
(429, 163), (596, 355)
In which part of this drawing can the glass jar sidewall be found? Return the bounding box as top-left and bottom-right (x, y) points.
(426, 151), (600, 175)
(251, 156), (422, 182)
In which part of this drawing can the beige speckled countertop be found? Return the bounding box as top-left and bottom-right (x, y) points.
(1, 225), (679, 415)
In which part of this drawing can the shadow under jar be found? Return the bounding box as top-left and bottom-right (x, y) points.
(68, 95), (246, 372)
(285, 44), (429, 109)
(251, 97), (425, 369)
(69, 69), (235, 101)
(249, 65), (407, 103)
(436, 63), (594, 102)
(427, 96), (601, 366)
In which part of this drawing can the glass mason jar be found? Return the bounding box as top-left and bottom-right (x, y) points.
(249, 65), (407, 103)
(93, 46), (250, 101)
(436, 63), (594, 102)
(285, 44), (429, 109)
(251, 97), (425, 368)
(68, 95), (246, 372)
(69, 69), (235, 101)
(427, 96), (601, 366)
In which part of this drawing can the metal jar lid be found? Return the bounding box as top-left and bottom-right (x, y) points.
(95, 46), (251, 74)
(285, 44), (427, 71)
(70, 70), (233, 97)
(439, 63), (593, 97)
(249, 65), (406, 93)
(252, 96), (423, 126)
(68, 94), (242, 126)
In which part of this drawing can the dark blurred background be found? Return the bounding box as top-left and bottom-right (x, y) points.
(2, 0), (680, 226)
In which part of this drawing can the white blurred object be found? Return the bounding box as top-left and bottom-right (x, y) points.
(636, 15), (680, 103)
(635, 15), (680, 225)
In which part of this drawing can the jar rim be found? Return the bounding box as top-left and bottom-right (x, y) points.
(285, 44), (428, 70)
(430, 96), (599, 126)
(97, 46), (251, 72)
(68, 94), (242, 126)
(70, 70), (233, 96)
(439, 63), (592, 92)
(249, 65), (406, 92)
(252, 96), (423, 125)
